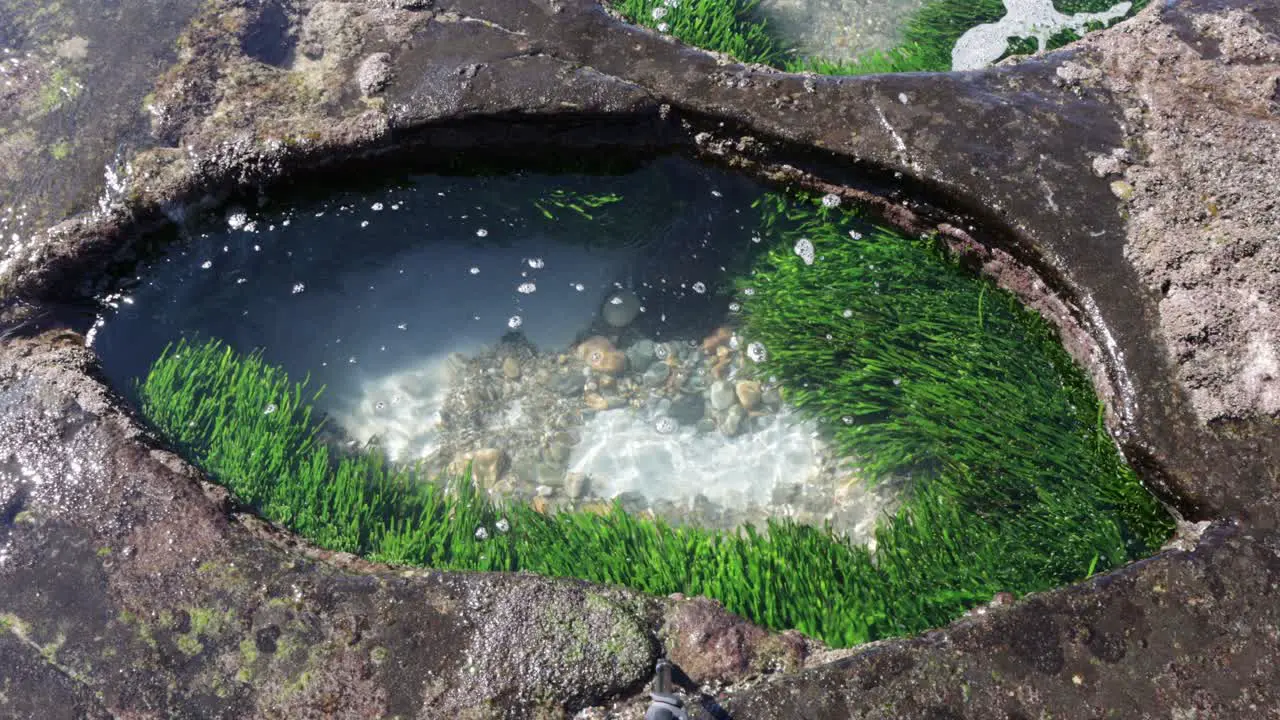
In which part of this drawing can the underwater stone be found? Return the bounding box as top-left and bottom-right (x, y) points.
(721, 405), (746, 437)
(668, 393), (705, 425)
(451, 447), (506, 489)
(536, 462), (565, 487)
(626, 339), (656, 372)
(502, 357), (521, 380)
(544, 441), (571, 464)
(735, 381), (762, 410)
(553, 371), (583, 397)
(577, 335), (615, 359)
(564, 472), (589, 499)
(590, 349), (627, 375)
(762, 385), (783, 409)
(445, 353), (470, 383)
(578, 336), (625, 375)
(602, 290), (642, 327)
(771, 482), (803, 506)
(642, 363), (670, 388)
(709, 381), (737, 411)
(584, 392), (610, 411)
(687, 371), (709, 393)
(702, 327), (732, 354)
(614, 491), (648, 514)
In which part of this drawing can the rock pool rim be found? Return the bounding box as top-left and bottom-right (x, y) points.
(0, 111), (1194, 523)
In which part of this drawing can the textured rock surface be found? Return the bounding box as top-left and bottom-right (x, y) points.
(1087, 7), (1280, 427)
(0, 0), (1277, 716)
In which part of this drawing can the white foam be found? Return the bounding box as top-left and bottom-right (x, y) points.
(951, 0), (1131, 71)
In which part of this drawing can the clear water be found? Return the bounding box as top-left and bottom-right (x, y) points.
(93, 158), (897, 538)
(755, 0), (929, 61)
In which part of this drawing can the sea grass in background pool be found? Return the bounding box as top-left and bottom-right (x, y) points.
(611, 0), (1149, 75)
(138, 185), (1172, 647)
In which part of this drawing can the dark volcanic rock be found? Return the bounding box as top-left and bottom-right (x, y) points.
(0, 0), (1277, 716)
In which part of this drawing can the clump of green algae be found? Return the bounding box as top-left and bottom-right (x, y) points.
(135, 187), (1171, 649)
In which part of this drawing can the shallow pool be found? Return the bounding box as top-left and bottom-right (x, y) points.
(95, 157), (896, 538)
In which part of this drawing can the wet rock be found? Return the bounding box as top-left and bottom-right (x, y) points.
(536, 462), (565, 487)
(721, 405), (746, 437)
(445, 352), (470, 383)
(690, 493), (724, 526)
(564, 472), (589, 499)
(762, 386), (784, 410)
(642, 362), (670, 388)
(590, 349), (626, 375)
(709, 380), (737, 411)
(577, 335), (615, 360)
(356, 52), (393, 97)
(625, 339), (656, 372)
(735, 380), (762, 410)
(667, 393), (704, 425)
(466, 448), (507, 488)
(543, 440), (570, 464)
(5, 0), (1277, 714)
(771, 482), (803, 506)
(661, 597), (810, 685)
(553, 371), (582, 397)
(584, 392), (609, 411)
(577, 336), (626, 374)
(687, 369), (709, 393)
(1110, 180), (1135, 201)
(502, 356), (521, 380)
(614, 491), (648, 514)
(1091, 153), (1125, 177)
(702, 326), (732, 354)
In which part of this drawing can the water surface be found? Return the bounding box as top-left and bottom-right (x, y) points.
(95, 157), (896, 537)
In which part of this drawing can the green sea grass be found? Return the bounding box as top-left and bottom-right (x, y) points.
(737, 193), (1172, 563)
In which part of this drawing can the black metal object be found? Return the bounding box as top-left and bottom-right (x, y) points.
(645, 660), (689, 720)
